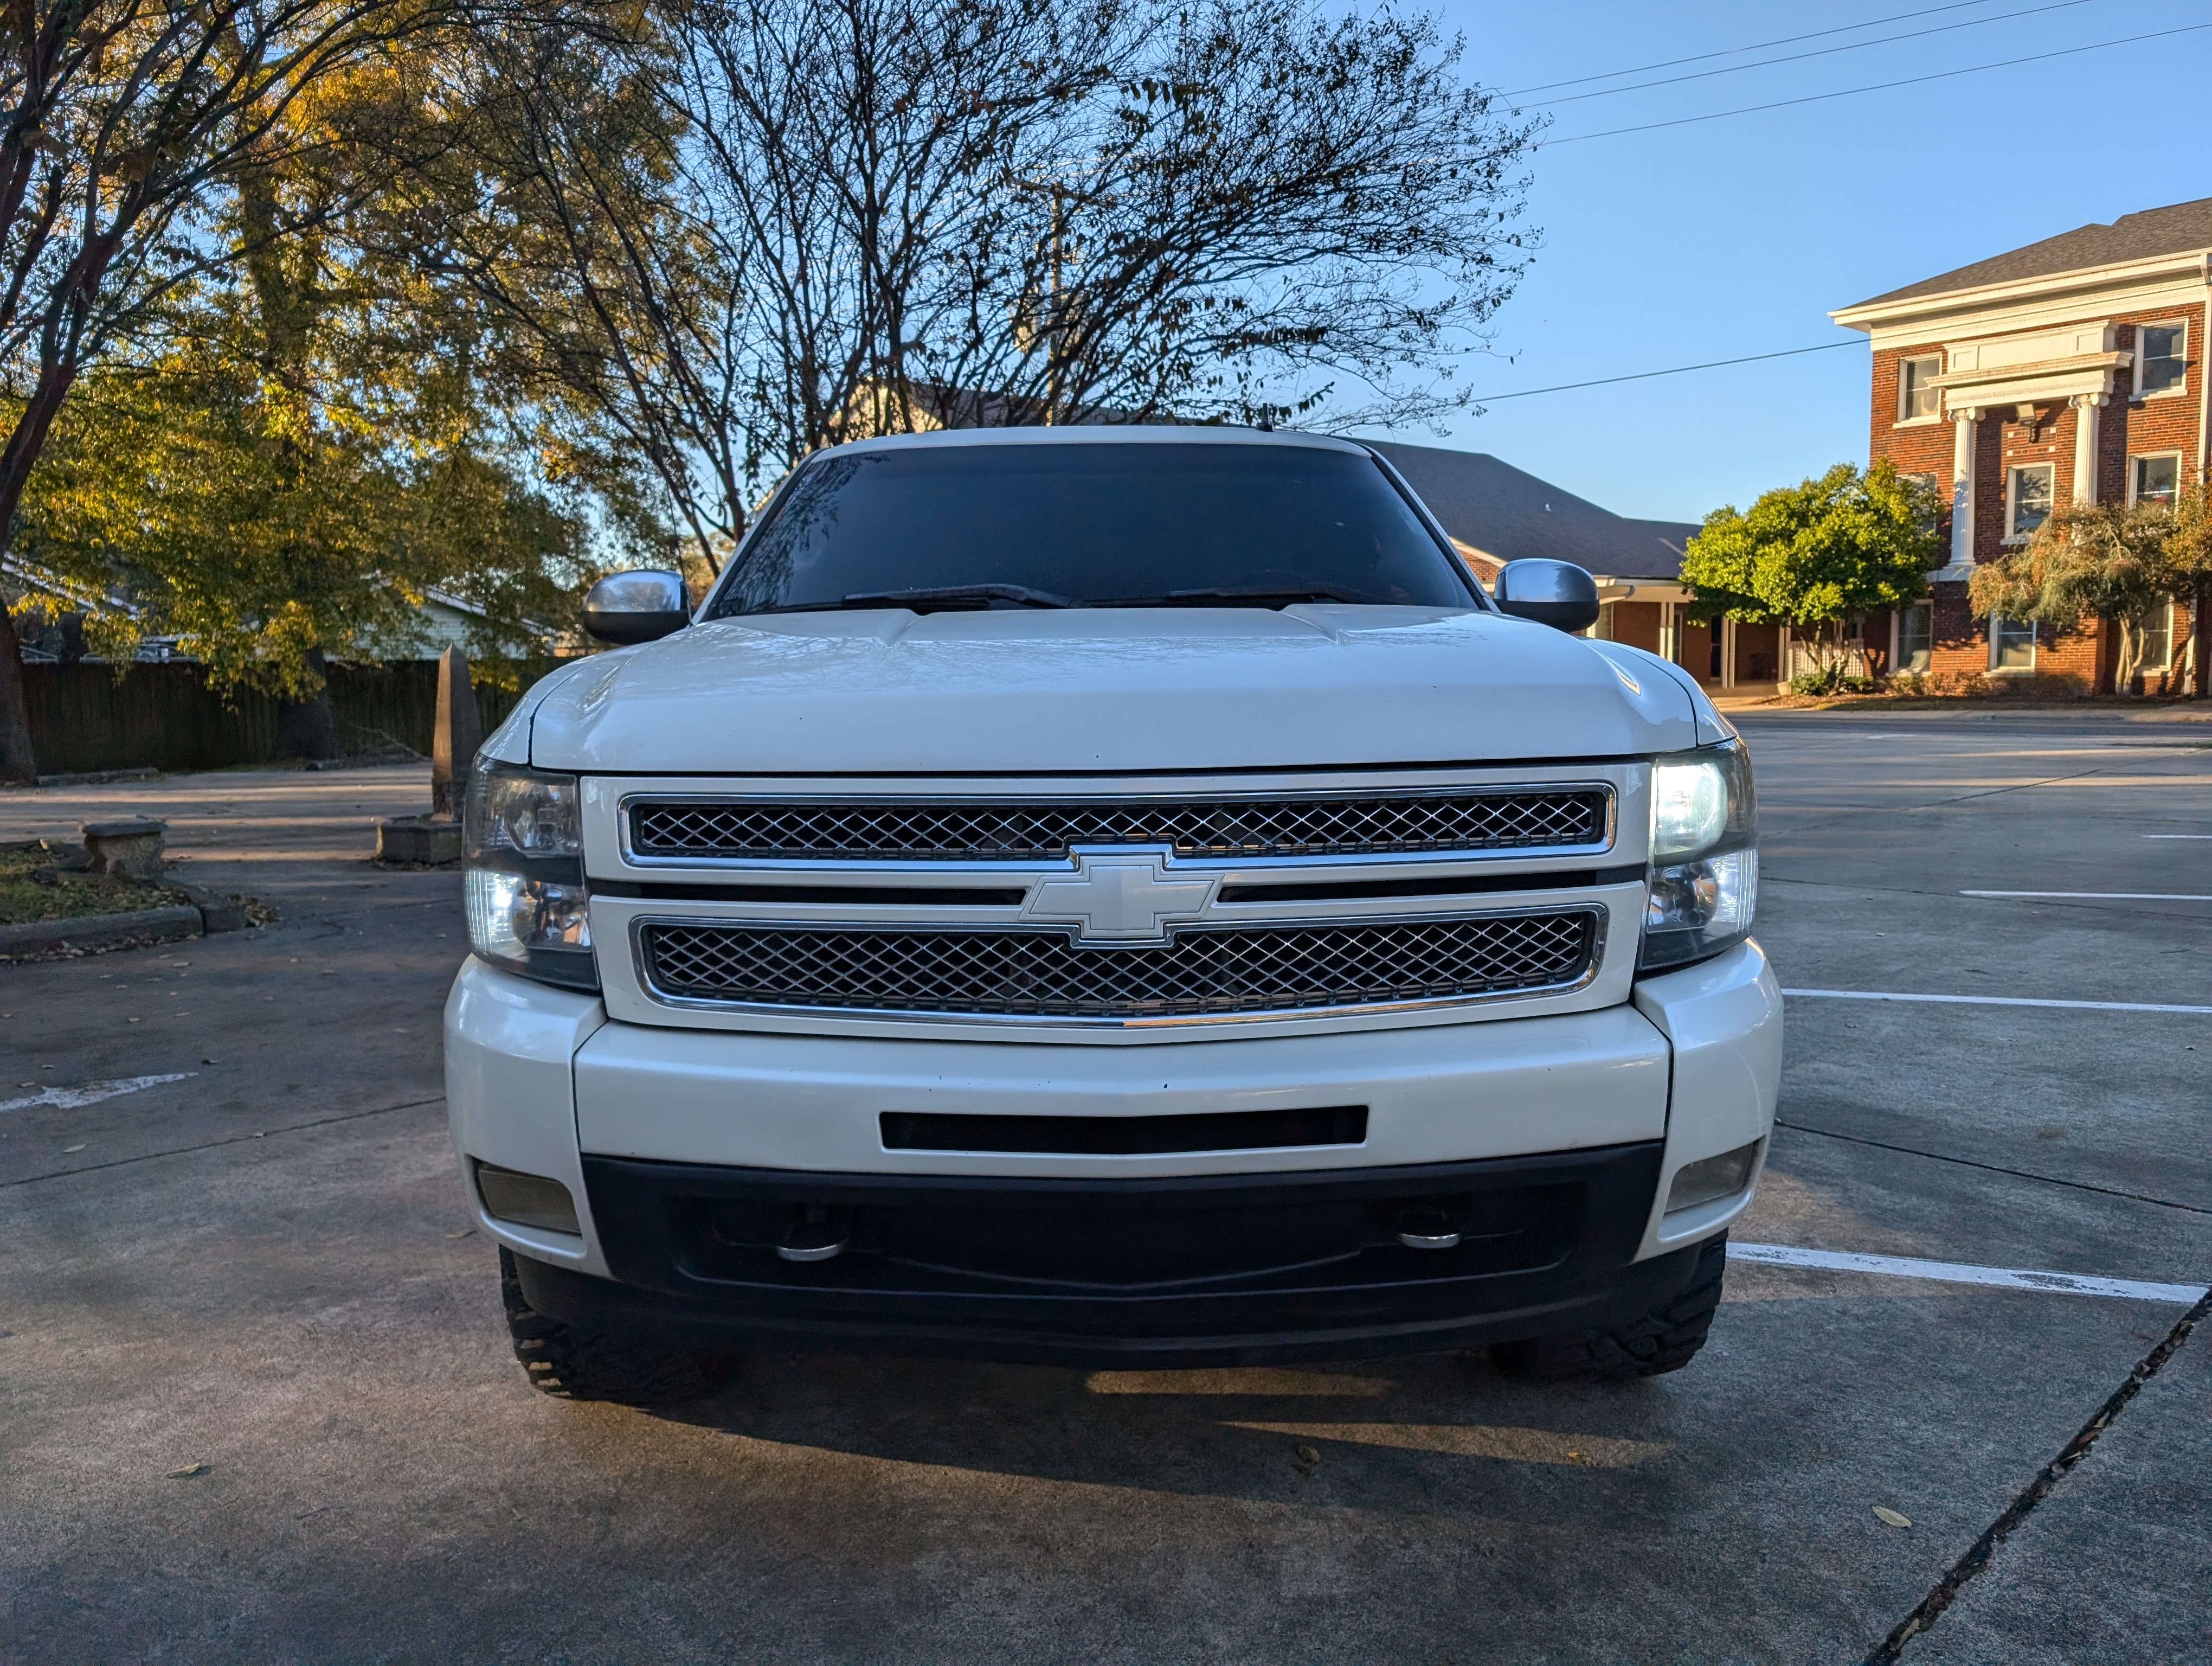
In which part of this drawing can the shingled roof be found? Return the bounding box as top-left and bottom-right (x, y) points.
(1848, 197), (2212, 309)
(1367, 441), (1697, 581)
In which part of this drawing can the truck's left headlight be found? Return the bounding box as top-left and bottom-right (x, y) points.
(463, 764), (599, 991)
(1639, 741), (1757, 972)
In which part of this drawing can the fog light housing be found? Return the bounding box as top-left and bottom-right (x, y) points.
(475, 1161), (582, 1235)
(1665, 1140), (1760, 1214)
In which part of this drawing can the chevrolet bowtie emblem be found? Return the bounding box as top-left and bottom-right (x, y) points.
(1021, 847), (1219, 944)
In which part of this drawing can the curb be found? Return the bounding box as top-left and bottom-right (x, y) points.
(0, 905), (206, 957)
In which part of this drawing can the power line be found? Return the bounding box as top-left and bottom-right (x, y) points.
(1504, 0), (2004, 95)
(1470, 340), (1859, 406)
(1547, 22), (2212, 144)
(1535, 0), (2093, 107)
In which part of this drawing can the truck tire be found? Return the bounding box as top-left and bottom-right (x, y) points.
(499, 1247), (735, 1405)
(1490, 1233), (1728, 1382)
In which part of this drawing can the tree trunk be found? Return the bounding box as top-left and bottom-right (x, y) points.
(0, 599), (35, 784)
(277, 646), (341, 760)
(0, 353), (94, 785)
(2197, 577), (2210, 699)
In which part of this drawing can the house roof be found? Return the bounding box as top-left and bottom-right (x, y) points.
(1846, 197), (2212, 309)
(1365, 441), (1697, 581)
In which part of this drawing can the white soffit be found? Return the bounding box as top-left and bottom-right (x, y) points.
(1832, 250), (2212, 350)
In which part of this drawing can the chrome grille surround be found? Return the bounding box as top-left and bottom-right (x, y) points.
(632, 907), (1605, 1026)
(623, 786), (1614, 867)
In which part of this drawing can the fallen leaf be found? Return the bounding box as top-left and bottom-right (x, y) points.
(127, 1017), (140, 1023)
(447, 1228), (476, 1239)
(1295, 1445), (1321, 1465)
(165, 1462), (210, 1479)
(1874, 1506), (1912, 1529)
(61, 1144), (86, 1154)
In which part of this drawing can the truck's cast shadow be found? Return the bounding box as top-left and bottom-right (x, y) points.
(653, 1348), (1687, 1518)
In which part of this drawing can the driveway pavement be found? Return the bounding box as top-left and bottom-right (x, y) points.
(2, 717), (2207, 1662)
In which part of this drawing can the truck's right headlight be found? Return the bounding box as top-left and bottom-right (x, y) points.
(463, 764), (599, 991)
(1639, 741), (1757, 972)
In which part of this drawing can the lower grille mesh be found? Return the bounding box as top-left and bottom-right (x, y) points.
(639, 911), (1601, 1020)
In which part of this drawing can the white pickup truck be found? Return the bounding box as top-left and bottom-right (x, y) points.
(445, 426), (1781, 1403)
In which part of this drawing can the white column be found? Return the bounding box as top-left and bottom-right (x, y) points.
(1720, 617), (1737, 690)
(1660, 600), (1678, 663)
(2071, 394), (2105, 505)
(1949, 408), (1979, 570)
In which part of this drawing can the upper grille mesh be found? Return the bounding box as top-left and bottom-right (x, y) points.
(628, 791), (1610, 863)
(639, 911), (1600, 1020)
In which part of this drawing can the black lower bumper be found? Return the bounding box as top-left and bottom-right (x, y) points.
(521, 1142), (1685, 1368)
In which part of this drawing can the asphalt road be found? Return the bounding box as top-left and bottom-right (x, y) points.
(3, 712), (2208, 1663)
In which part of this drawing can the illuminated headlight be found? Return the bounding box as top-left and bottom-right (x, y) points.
(463, 764), (598, 991)
(1641, 742), (1757, 971)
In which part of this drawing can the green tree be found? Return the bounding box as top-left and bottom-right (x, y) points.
(1681, 460), (1940, 687)
(1970, 497), (2179, 695)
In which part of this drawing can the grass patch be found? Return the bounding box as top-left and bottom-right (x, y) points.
(0, 844), (194, 926)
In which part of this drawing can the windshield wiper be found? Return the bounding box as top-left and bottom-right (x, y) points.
(1094, 584), (1390, 608)
(839, 583), (1076, 612)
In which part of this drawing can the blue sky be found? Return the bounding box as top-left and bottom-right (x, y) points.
(1351, 0), (2212, 525)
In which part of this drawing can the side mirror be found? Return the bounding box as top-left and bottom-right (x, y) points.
(1493, 559), (1601, 634)
(583, 569), (690, 645)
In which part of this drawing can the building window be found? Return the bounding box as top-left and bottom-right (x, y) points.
(2006, 463), (2055, 540)
(2136, 322), (2187, 398)
(2131, 453), (2182, 507)
(1899, 600), (1933, 673)
(2139, 601), (2174, 674)
(1990, 614), (2036, 670)
(1898, 356), (1941, 421)
(1899, 471), (1940, 536)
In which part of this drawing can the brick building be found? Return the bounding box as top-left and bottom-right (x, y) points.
(1833, 198), (2210, 693)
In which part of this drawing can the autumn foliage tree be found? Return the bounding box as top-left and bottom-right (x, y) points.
(0, 0), (520, 780)
(1971, 491), (2201, 695)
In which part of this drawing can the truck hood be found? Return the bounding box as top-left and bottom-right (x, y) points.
(506, 606), (1724, 776)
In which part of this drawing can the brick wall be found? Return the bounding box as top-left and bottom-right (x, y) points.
(1867, 300), (2207, 689)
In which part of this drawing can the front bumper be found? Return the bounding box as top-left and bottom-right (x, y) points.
(516, 1146), (1712, 1367)
(444, 939), (1782, 1363)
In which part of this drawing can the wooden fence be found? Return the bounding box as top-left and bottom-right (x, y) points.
(23, 659), (562, 777)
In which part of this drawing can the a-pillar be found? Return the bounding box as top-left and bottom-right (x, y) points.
(2070, 393), (2106, 505)
(1948, 407), (1983, 572)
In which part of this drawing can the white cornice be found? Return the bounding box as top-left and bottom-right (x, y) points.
(1832, 248), (2212, 339)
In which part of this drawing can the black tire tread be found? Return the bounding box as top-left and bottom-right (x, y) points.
(499, 1247), (733, 1405)
(1491, 1233), (1728, 1382)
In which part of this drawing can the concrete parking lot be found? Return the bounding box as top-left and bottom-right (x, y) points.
(3, 712), (2208, 1662)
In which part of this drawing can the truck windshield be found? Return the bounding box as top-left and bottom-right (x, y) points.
(703, 442), (1481, 616)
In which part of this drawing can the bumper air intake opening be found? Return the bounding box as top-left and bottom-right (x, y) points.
(878, 1105), (1367, 1156)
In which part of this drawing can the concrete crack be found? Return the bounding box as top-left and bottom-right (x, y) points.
(1773, 1120), (2212, 1216)
(1866, 1286), (2212, 1662)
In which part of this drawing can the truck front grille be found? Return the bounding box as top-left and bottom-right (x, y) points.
(636, 909), (1602, 1021)
(627, 789), (1610, 863)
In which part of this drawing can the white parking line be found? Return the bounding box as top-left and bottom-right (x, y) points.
(1782, 988), (2212, 1015)
(0, 1073), (195, 1114)
(1962, 889), (2212, 901)
(1730, 1242), (2207, 1304)
(2143, 834), (2212, 840)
